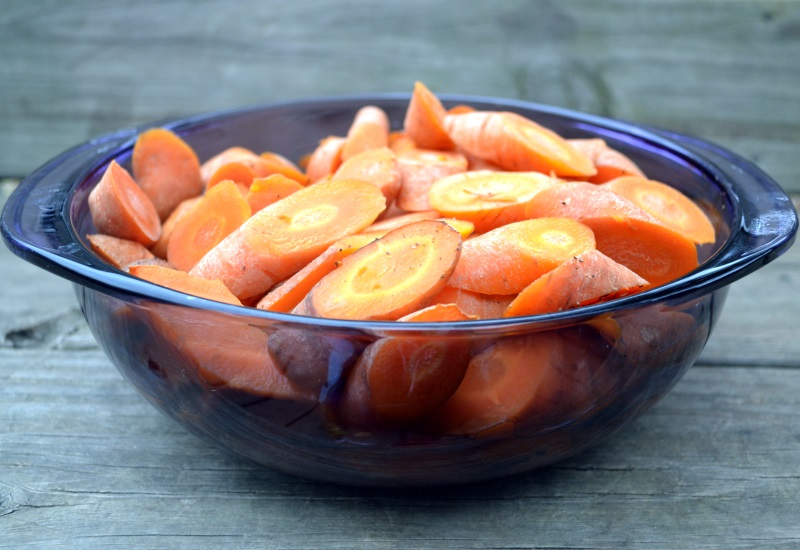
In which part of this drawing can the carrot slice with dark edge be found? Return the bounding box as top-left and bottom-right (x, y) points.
(131, 128), (204, 220)
(301, 219), (462, 321)
(88, 160), (162, 247)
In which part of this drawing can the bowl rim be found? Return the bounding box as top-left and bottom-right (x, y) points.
(3, 93), (797, 334)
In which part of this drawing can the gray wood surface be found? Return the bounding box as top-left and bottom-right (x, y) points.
(3, 0), (800, 194)
(1, 177), (799, 547)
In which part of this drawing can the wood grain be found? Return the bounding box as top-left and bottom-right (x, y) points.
(2, 0), (800, 194)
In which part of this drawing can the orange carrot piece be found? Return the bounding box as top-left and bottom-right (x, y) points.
(200, 146), (258, 185)
(338, 304), (473, 428)
(86, 233), (155, 270)
(567, 138), (645, 184)
(166, 180), (252, 272)
(88, 160), (162, 247)
(305, 136), (346, 183)
(332, 146), (402, 208)
(364, 210), (475, 239)
(131, 128), (204, 220)
(601, 176), (716, 244)
(443, 111), (597, 177)
(341, 105), (390, 161)
(256, 233), (381, 313)
(503, 249), (648, 317)
(428, 325), (612, 436)
(189, 178), (386, 301)
(301, 220), (462, 321)
(395, 148), (469, 211)
(129, 263), (242, 306)
(403, 81), (455, 150)
(258, 151), (309, 185)
(428, 170), (556, 233)
(525, 181), (699, 288)
(428, 286), (515, 320)
(446, 104), (476, 115)
(245, 174), (304, 213)
(207, 161), (258, 189)
(388, 131), (418, 155)
(448, 217), (596, 295)
(150, 196), (201, 259)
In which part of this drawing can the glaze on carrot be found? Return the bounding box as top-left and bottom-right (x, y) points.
(88, 160), (162, 247)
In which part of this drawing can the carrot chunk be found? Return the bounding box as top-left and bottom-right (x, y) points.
(428, 286), (515, 320)
(166, 180), (251, 272)
(305, 136), (346, 183)
(88, 160), (162, 247)
(86, 233), (155, 270)
(131, 128), (204, 220)
(448, 217), (597, 295)
(189, 178), (386, 301)
(503, 249), (648, 317)
(150, 196), (201, 259)
(332, 147), (402, 208)
(341, 105), (390, 161)
(245, 174), (304, 214)
(395, 148), (469, 211)
(567, 138), (645, 184)
(403, 81), (455, 150)
(427, 170), (557, 233)
(443, 111), (597, 177)
(129, 263), (242, 306)
(302, 220), (462, 321)
(601, 176), (716, 244)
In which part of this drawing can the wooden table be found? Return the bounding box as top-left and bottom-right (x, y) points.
(1, 178), (798, 548)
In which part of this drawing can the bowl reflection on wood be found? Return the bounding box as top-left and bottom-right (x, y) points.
(2, 95), (796, 486)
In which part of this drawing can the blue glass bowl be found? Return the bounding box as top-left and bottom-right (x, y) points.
(2, 95), (797, 486)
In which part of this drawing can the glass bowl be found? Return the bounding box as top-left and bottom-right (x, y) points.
(2, 95), (797, 487)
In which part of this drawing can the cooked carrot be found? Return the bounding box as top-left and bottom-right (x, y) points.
(207, 161), (258, 189)
(127, 257), (175, 271)
(567, 138), (645, 183)
(395, 148), (468, 211)
(267, 328), (366, 392)
(301, 220), (462, 321)
(601, 176), (716, 244)
(338, 304), (473, 428)
(332, 146), (402, 208)
(166, 180), (252, 272)
(446, 104), (476, 115)
(364, 211), (475, 239)
(428, 286), (515, 320)
(341, 105), (390, 161)
(150, 196), (201, 259)
(86, 233), (155, 270)
(245, 174), (304, 213)
(131, 128), (204, 220)
(200, 146), (258, 185)
(88, 160), (162, 247)
(403, 81), (455, 150)
(503, 249), (648, 317)
(427, 325), (610, 436)
(189, 178), (386, 301)
(525, 181), (699, 288)
(448, 217), (596, 295)
(444, 111), (597, 177)
(388, 131), (417, 154)
(256, 233), (380, 313)
(129, 263), (242, 306)
(305, 136), (346, 183)
(427, 170), (556, 233)
(258, 151), (309, 185)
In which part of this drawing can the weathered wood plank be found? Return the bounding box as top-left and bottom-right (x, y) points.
(2, 0), (799, 194)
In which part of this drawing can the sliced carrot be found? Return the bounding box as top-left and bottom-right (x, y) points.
(364, 211), (475, 239)
(428, 286), (515, 320)
(448, 217), (596, 295)
(126, 257), (175, 270)
(256, 233), (380, 313)
(305, 136), (346, 183)
(601, 176), (716, 244)
(258, 151), (309, 185)
(403, 81), (455, 150)
(332, 146), (402, 208)
(200, 146), (258, 185)
(245, 174), (304, 213)
(301, 220), (462, 321)
(395, 148), (469, 211)
(166, 180), (252, 272)
(388, 131), (417, 155)
(86, 233), (155, 270)
(427, 325), (611, 436)
(567, 138), (645, 184)
(444, 111), (597, 177)
(428, 170), (556, 233)
(503, 249), (648, 317)
(150, 196), (201, 259)
(446, 104), (476, 115)
(338, 304), (473, 428)
(131, 128), (204, 220)
(129, 263), (242, 306)
(341, 105), (390, 161)
(525, 181), (699, 288)
(88, 160), (162, 247)
(189, 178), (386, 301)
(207, 161), (258, 189)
